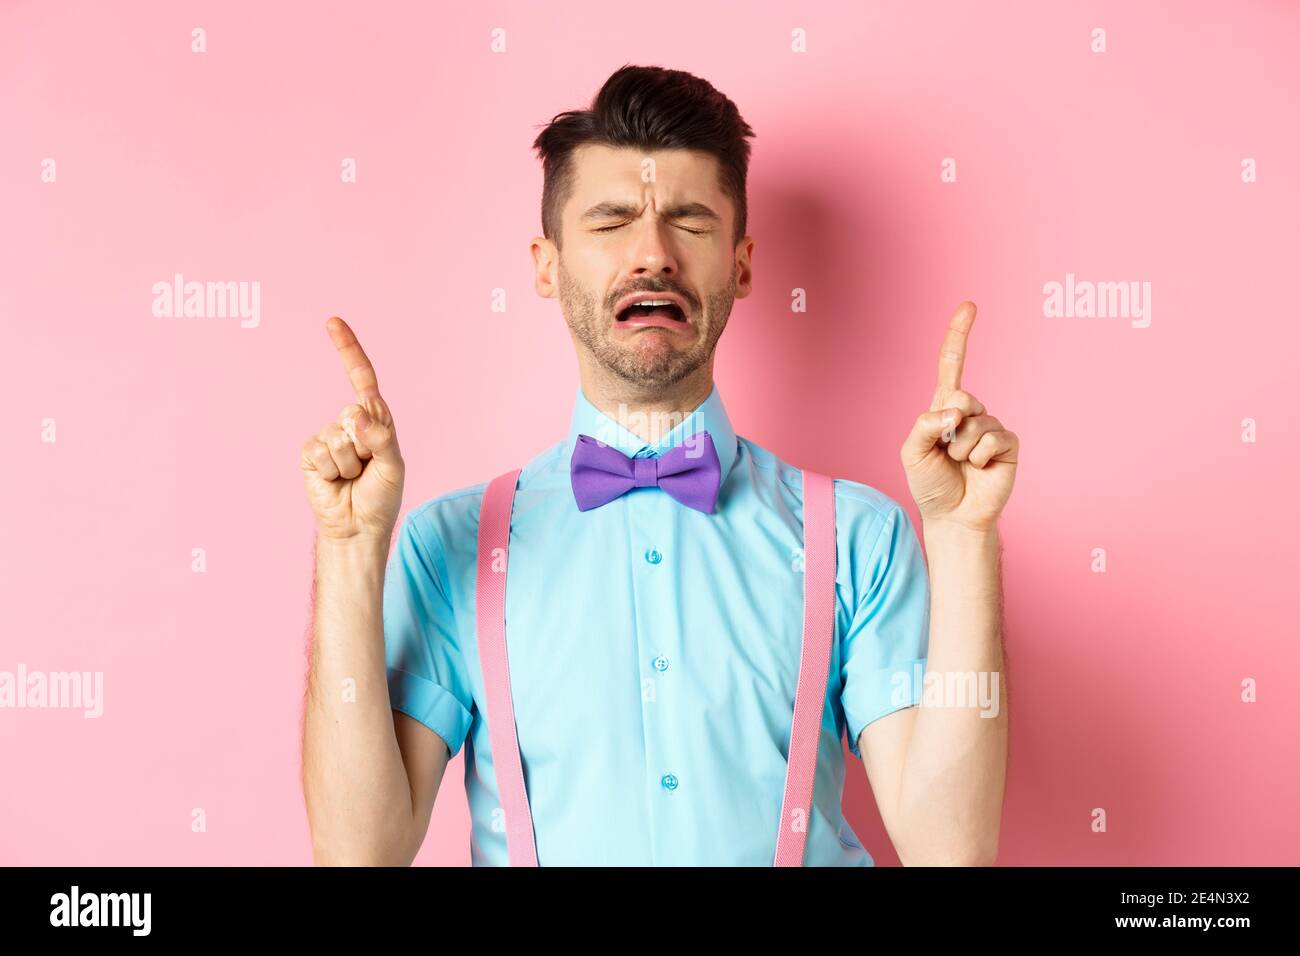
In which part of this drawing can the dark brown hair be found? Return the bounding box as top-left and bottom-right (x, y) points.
(532, 64), (756, 250)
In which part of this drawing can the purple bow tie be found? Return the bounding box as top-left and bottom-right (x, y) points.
(571, 431), (721, 513)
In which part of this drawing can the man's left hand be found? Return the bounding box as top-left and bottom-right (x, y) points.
(901, 301), (1019, 532)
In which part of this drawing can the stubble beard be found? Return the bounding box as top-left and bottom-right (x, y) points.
(558, 259), (736, 391)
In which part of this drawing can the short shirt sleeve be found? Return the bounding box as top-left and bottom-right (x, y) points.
(383, 509), (475, 758)
(840, 500), (930, 759)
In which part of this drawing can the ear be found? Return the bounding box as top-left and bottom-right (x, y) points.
(733, 235), (755, 300)
(531, 236), (559, 300)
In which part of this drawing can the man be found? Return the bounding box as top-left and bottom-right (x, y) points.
(301, 64), (1016, 866)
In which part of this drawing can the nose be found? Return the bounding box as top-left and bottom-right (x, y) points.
(627, 219), (679, 278)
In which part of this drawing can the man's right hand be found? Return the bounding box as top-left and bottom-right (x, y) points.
(301, 316), (405, 541)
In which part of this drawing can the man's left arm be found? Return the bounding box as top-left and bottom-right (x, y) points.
(860, 300), (1017, 866)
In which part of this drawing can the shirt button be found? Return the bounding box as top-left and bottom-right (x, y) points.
(652, 655), (670, 672)
(644, 547), (662, 564)
(661, 773), (679, 791)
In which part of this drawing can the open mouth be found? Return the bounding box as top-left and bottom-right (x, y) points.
(616, 301), (688, 323)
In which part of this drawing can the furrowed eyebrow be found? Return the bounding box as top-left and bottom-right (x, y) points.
(579, 200), (722, 224)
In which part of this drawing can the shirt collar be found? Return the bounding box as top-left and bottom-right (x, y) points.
(564, 382), (739, 482)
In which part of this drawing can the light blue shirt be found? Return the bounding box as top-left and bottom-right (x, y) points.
(383, 384), (930, 865)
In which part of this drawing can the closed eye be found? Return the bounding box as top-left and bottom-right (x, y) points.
(593, 223), (709, 235)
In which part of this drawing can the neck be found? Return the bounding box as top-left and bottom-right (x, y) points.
(578, 360), (715, 445)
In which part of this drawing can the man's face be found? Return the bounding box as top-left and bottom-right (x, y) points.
(535, 144), (753, 392)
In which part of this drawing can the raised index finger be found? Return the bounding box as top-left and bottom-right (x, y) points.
(325, 316), (381, 401)
(935, 301), (977, 396)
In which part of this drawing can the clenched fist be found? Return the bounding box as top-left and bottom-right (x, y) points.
(300, 317), (405, 541)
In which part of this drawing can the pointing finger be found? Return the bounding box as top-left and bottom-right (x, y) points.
(326, 316), (381, 402)
(933, 301), (976, 408)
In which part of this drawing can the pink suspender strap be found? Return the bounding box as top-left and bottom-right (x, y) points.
(773, 469), (837, 866)
(475, 466), (836, 867)
(475, 468), (539, 867)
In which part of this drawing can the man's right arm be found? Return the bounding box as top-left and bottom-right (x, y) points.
(299, 316), (448, 866)
(302, 534), (450, 866)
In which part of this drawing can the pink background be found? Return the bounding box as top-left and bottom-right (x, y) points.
(2, 1), (1297, 865)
